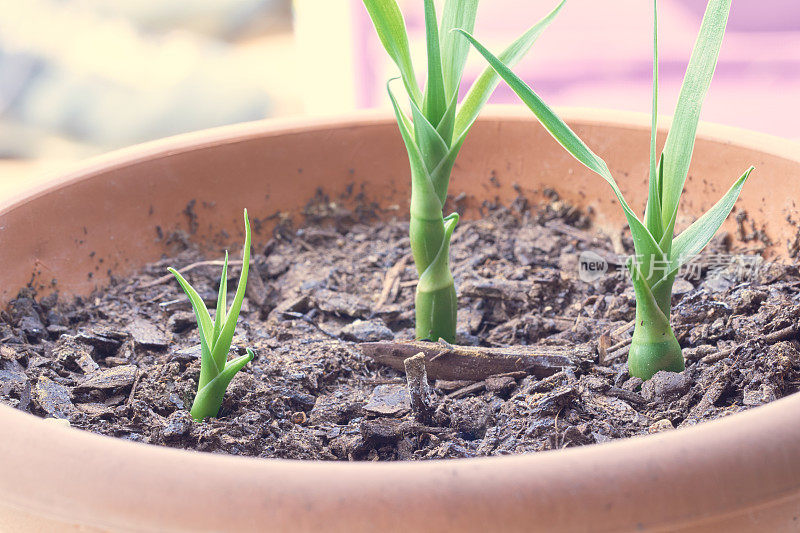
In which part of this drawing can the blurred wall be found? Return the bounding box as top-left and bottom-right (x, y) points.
(0, 0), (293, 160)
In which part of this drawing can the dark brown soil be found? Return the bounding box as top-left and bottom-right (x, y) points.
(2, 192), (799, 461)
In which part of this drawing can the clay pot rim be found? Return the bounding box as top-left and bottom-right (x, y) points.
(2, 108), (799, 530)
(3, 106), (798, 215)
(3, 383), (800, 530)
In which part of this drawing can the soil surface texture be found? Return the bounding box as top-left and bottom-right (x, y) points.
(2, 192), (799, 461)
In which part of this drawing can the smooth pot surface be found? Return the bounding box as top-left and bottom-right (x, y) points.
(1, 108), (799, 532)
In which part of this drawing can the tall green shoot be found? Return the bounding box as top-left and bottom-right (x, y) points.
(458, 0), (753, 379)
(362, 0), (566, 342)
(169, 210), (255, 420)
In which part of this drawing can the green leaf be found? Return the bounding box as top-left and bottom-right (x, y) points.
(422, 0), (447, 126)
(408, 91), (455, 203)
(386, 79), (415, 136)
(628, 257), (672, 330)
(387, 81), (443, 218)
(223, 349), (255, 376)
(663, 166), (754, 280)
(657, 158), (676, 254)
(168, 268), (214, 359)
(429, 120), (469, 205)
(444, 0), (566, 203)
(190, 349), (254, 421)
(362, 0), (422, 105)
(211, 210), (252, 371)
(458, 28), (663, 262)
(168, 268), (219, 388)
(418, 213), (459, 293)
(436, 91), (458, 147)
(459, 29), (606, 171)
(410, 94), (449, 177)
(660, 0), (732, 230)
(454, 0), (566, 140)
(213, 251), (229, 342)
(439, 0), (479, 101)
(644, 0), (663, 242)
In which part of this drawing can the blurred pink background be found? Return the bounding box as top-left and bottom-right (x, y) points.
(351, 0), (800, 141)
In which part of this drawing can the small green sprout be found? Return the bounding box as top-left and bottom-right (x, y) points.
(459, 0), (753, 380)
(168, 210), (254, 420)
(362, 0), (566, 342)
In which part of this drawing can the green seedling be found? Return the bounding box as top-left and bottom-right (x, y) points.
(458, 0), (753, 379)
(362, 0), (566, 342)
(168, 210), (254, 420)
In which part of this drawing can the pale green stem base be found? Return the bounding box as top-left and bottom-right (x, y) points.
(415, 284), (457, 342)
(628, 323), (684, 381)
(628, 274), (685, 380)
(411, 213), (458, 343)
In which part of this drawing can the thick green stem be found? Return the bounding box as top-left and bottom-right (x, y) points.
(628, 264), (684, 380)
(415, 283), (457, 342)
(412, 212), (458, 342)
(410, 216), (445, 274)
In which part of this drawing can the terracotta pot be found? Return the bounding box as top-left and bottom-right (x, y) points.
(1, 108), (799, 531)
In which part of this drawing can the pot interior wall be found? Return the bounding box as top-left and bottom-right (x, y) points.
(0, 110), (796, 305)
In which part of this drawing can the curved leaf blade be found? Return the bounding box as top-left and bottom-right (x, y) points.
(457, 29), (663, 261)
(387, 81), (442, 218)
(418, 213), (459, 293)
(168, 268), (218, 387)
(410, 94), (450, 176)
(422, 0), (447, 125)
(213, 251), (229, 342)
(667, 166), (754, 276)
(454, 0), (566, 140)
(439, 0), (479, 101)
(644, 0), (663, 241)
(660, 0), (732, 229)
(362, 0), (422, 105)
(168, 268), (214, 356)
(211, 210), (251, 370)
